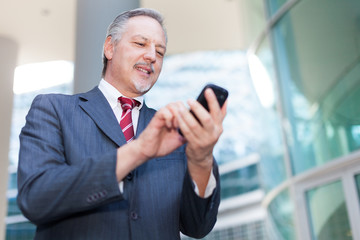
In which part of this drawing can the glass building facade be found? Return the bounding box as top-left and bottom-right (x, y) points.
(250, 0), (360, 239)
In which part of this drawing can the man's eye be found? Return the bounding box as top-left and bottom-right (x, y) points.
(135, 42), (145, 46)
(157, 51), (164, 57)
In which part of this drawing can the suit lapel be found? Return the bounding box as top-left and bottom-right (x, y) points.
(78, 87), (126, 147)
(136, 102), (156, 137)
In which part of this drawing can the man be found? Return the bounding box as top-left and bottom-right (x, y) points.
(17, 8), (227, 240)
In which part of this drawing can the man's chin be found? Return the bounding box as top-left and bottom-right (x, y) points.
(134, 82), (154, 95)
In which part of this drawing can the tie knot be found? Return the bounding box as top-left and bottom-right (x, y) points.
(118, 96), (140, 111)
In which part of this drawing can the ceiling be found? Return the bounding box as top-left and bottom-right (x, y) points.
(0, 0), (264, 66)
(0, 0), (76, 66)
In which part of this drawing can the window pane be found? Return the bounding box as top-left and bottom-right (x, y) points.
(253, 37), (287, 191)
(306, 181), (352, 240)
(267, 189), (295, 240)
(220, 164), (260, 200)
(7, 197), (21, 217)
(271, 0), (360, 174)
(355, 174), (360, 202)
(6, 222), (36, 240)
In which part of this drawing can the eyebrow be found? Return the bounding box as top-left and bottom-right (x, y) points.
(133, 35), (166, 50)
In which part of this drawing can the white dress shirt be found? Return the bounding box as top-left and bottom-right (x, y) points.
(98, 79), (143, 135)
(98, 79), (216, 198)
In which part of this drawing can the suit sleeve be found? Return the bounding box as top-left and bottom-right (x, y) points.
(17, 95), (123, 225)
(179, 161), (221, 239)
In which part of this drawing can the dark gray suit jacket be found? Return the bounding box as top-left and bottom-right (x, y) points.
(17, 87), (220, 240)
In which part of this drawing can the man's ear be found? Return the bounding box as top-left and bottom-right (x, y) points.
(103, 36), (114, 60)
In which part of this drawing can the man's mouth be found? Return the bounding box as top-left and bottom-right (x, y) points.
(134, 63), (154, 74)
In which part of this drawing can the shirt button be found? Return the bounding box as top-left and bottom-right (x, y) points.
(130, 211), (138, 220)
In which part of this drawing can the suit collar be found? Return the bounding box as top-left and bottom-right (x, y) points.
(98, 79), (144, 111)
(77, 87), (155, 147)
(78, 87), (126, 146)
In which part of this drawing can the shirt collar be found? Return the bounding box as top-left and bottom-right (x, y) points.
(98, 79), (144, 110)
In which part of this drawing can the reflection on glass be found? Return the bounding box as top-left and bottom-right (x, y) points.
(270, 0), (360, 174)
(267, 189), (295, 240)
(355, 174), (360, 203)
(266, 0), (289, 16)
(306, 181), (352, 240)
(248, 54), (275, 108)
(253, 37), (287, 191)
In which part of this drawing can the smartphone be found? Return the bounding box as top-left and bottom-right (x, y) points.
(179, 83), (228, 135)
(195, 83), (228, 112)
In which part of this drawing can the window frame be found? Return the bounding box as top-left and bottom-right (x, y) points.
(295, 153), (360, 240)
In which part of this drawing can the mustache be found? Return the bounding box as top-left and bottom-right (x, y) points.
(134, 62), (155, 73)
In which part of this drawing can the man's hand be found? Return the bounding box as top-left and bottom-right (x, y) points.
(136, 107), (186, 159)
(173, 88), (228, 197)
(115, 104), (185, 182)
(115, 88), (227, 193)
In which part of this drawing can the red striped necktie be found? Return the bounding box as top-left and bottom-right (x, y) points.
(118, 96), (140, 143)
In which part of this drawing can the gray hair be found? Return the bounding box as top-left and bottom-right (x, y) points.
(102, 8), (167, 77)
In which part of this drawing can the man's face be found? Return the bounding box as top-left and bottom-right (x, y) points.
(104, 16), (167, 97)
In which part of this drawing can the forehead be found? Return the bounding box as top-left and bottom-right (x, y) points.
(123, 16), (166, 45)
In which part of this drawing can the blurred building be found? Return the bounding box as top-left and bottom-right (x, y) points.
(1, 0), (360, 240)
(251, 0), (360, 239)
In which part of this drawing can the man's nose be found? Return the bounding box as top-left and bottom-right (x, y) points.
(144, 46), (156, 63)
